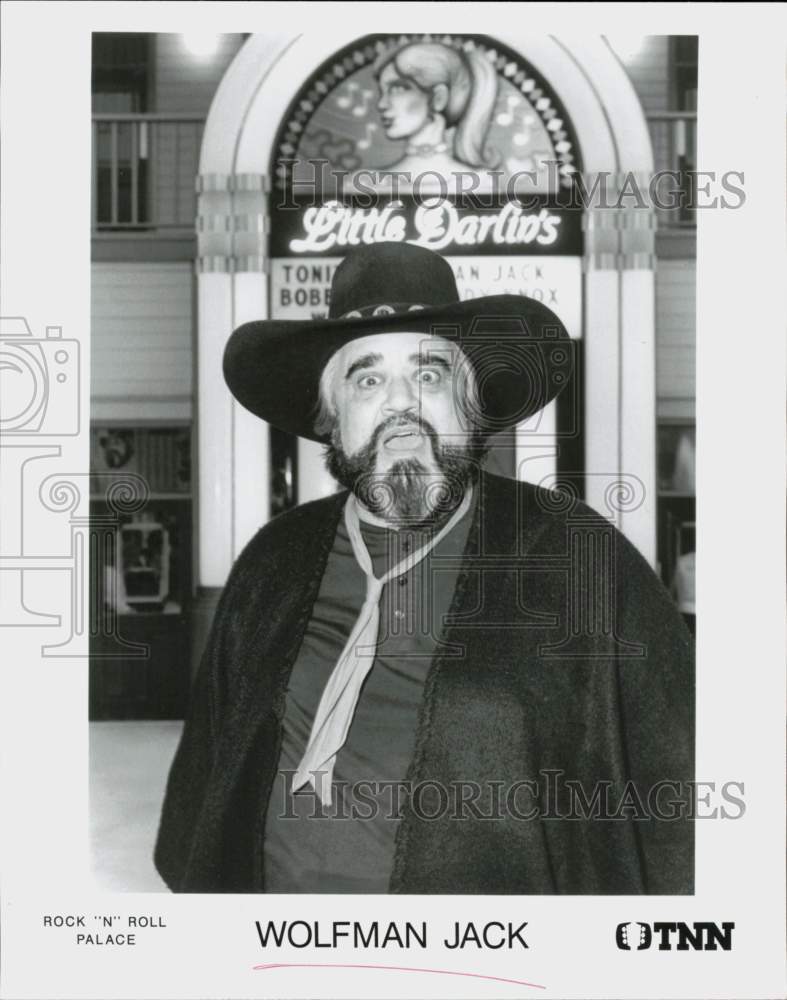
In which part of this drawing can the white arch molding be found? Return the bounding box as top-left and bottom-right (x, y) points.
(195, 32), (656, 589)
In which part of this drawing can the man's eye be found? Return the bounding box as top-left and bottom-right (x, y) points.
(417, 369), (442, 386)
(357, 374), (381, 389)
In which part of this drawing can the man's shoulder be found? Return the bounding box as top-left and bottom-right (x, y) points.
(480, 471), (658, 567)
(481, 473), (686, 636)
(486, 471), (611, 517)
(480, 471), (603, 541)
(225, 490), (347, 588)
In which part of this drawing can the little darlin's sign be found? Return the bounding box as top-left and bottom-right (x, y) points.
(270, 198), (583, 258)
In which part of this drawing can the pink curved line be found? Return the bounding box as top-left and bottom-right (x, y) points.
(253, 961), (545, 989)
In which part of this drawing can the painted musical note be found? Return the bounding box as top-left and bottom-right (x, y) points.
(357, 122), (378, 151)
(505, 155), (536, 174)
(335, 81), (360, 110)
(496, 93), (522, 127)
(352, 88), (376, 118)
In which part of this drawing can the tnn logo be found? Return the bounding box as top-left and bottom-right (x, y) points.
(616, 922), (734, 951)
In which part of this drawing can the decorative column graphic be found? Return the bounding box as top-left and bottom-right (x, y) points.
(537, 475), (647, 657)
(0, 316), (81, 636)
(38, 473), (151, 658)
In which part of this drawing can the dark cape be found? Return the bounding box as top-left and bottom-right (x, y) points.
(154, 471), (694, 894)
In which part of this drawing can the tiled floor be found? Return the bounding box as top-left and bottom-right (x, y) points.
(89, 720), (183, 892)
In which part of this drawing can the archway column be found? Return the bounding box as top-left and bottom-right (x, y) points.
(582, 178), (657, 565)
(192, 174), (271, 673)
(584, 278), (622, 518)
(619, 185), (658, 563)
(196, 175), (271, 592)
(196, 267), (235, 587)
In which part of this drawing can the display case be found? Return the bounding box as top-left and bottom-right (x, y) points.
(657, 421), (695, 631)
(89, 424), (193, 719)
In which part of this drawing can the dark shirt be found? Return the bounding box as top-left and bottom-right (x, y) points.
(262, 496), (475, 892)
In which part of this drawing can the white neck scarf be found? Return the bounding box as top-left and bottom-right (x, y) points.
(292, 485), (474, 805)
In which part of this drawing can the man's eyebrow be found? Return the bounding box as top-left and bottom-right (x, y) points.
(409, 351), (453, 371)
(344, 352), (383, 380)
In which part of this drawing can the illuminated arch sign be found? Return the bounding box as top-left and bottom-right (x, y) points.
(269, 34), (583, 259)
(269, 33), (584, 330)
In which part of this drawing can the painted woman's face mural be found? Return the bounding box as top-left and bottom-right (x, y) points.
(377, 63), (432, 141)
(372, 41), (498, 174)
(275, 34), (580, 195)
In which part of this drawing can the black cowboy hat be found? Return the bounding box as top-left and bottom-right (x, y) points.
(223, 242), (573, 443)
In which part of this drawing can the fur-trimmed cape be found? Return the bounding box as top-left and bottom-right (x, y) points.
(154, 471), (694, 894)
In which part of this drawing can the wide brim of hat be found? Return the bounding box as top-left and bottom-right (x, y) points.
(223, 294), (573, 443)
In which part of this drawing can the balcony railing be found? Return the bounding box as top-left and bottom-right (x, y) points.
(646, 111), (698, 230)
(91, 110), (698, 235)
(92, 113), (205, 233)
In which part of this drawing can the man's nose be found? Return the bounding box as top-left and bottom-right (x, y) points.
(382, 375), (419, 415)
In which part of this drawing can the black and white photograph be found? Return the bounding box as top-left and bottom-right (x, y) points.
(87, 28), (699, 897)
(0, 4), (784, 1000)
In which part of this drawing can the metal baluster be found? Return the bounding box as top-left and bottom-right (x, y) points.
(174, 121), (181, 226)
(149, 120), (157, 227)
(131, 120), (139, 226)
(92, 120), (99, 230)
(139, 120), (148, 224)
(110, 121), (118, 226)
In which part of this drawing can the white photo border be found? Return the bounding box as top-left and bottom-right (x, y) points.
(0, 3), (784, 999)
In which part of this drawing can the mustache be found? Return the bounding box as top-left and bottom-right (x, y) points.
(368, 414), (439, 452)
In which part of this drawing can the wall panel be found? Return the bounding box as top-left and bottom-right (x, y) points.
(91, 261), (193, 421)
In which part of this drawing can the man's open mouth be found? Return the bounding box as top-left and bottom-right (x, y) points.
(382, 426), (426, 450)
(383, 427), (421, 444)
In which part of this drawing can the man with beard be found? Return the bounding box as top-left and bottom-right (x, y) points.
(154, 242), (694, 895)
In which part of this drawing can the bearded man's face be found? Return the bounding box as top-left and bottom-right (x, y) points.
(322, 333), (485, 526)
